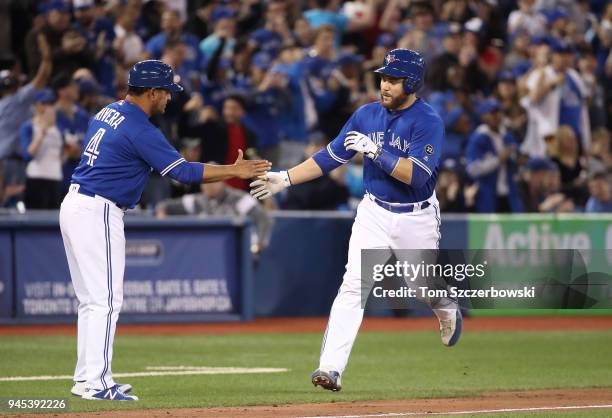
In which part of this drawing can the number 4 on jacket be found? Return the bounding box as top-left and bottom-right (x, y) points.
(84, 128), (106, 166)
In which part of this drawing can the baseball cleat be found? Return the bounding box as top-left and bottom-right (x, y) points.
(82, 385), (138, 401)
(71, 381), (132, 397)
(311, 368), (342, 392)
(440, 309), (463, 347)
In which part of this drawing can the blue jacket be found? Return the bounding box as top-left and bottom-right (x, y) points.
(466, 125), (524, 213)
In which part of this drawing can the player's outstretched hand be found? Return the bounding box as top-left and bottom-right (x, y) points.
(249, 171), (291, 200)
(344, 131), (379, 159)
(234, 149), (272, 179)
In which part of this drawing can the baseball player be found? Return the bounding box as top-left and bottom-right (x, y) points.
(250, 49), (462, 391)
(60, 60), (270, 401)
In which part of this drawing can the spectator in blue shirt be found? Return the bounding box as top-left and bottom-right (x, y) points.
(243, 52), (290, 167)
(145, 9), (202, 77)
(304, 25), (337, 81)
(199, 7), (237, 64)
(51, 73), (90, 193)
(303, 0), (374, 47)
(271, 46), (312, 169)
(466, 98), (524, 213)
(72, 0), (116, 96)
(585, 171), (612, 212)
(248, 1), (294, 58)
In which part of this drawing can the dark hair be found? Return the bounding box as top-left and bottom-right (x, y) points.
(126, 85), (152, 96)
(224, 93), (247, 109)
(163, 38), (185, 52)
(51, 72), (74, 93)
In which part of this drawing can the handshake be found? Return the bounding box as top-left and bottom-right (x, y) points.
(250, 131), (379, 200)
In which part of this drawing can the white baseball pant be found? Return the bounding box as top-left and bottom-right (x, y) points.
(59, 187), (125, 390)
(319, 193), (453, 374)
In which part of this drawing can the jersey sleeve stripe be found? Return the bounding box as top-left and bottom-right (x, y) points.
(408, 157), (432, 176)
(327, 144), (348, 164)
(160, 158), (186, 176)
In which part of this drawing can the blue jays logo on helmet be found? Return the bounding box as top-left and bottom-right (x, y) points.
(374, 48), (425, 94)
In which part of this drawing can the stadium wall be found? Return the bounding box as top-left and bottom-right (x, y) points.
(0, 213), (610, 322)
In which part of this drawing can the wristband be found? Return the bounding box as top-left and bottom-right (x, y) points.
(373, 148), (401, 175)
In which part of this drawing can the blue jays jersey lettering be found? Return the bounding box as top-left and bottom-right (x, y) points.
(72, 100), (203, 208)
(312, 98), (444, 203)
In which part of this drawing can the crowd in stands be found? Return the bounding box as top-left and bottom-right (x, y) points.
(0, 0), (610, 214)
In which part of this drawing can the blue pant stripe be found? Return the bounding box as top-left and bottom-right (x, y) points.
(100, 203), (114, 389)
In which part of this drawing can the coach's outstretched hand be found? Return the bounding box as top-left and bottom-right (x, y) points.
(234, 150), (272, 179)
(249, 171), (291, 200)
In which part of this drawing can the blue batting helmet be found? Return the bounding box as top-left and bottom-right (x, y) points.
(374, 48), (425, 94)
(128, 60), (183, 93)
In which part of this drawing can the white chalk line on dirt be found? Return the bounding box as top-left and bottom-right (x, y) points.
(301, 404), (612, 418)
(0, 366), (289, 382)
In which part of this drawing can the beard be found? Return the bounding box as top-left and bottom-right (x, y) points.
(380, 92), (409, 110)
(152, 99), (167, 115)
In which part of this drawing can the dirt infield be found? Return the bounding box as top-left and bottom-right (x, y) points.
(130, 388), (612, 417)
(2, 316), (612, 336)
(17, 388), (612, 417)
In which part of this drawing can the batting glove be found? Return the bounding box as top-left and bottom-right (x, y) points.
(249, 171), (291, 200)
(344, 131), (380, 160)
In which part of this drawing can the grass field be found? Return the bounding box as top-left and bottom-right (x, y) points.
(1, 328), (612, 416)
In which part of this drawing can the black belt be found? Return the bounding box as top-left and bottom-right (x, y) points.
(371, 195), (430, 213)
(71, 184), (127, 211)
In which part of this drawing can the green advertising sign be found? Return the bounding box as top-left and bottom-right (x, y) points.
(468, 214), (612, 250)
(467, 214), (612, 315)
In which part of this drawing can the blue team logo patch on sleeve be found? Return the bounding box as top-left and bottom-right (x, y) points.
(425, 144), (434, 155)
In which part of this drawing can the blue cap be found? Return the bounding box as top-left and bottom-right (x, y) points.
(77, 78), (99, 96)
(508, 29), (528, 44)
(252, 52), (272, 70)
(128, 60), (183, 93)
(497, 70), (515, 82)
(545, 8), (569, 25)
(335, 52), (363, 67)
(376, 33), (396, 48)
(512, 61), (532, 78)
(527, 157), (557, 171)
(34, 88), (56, 104)
(529, 34), (550, 46)
(211, 7), (236, 23)
(475, 98), (501, 114)
(45, 0), (70, 13)
(550, 39), (574, 54)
